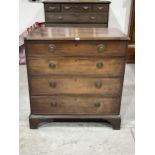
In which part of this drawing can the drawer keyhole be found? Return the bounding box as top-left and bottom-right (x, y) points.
(97, 44), (105, 53)
(51, 102), (57, 108)
(95, 81), (102, 89)
(48, 44), (55, 52)
(94, 102), (101, 108)
(49, 81), (57, 88)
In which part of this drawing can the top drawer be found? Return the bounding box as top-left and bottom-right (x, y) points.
(44, 4), (60, 12)
(93, 4), (109, 12)
(26, 41), (127, 57)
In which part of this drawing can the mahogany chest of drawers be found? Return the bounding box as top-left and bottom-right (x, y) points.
(24, 26), (128, 129)
(43, 0), (111, 27)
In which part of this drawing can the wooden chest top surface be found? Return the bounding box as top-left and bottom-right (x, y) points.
(25, 26), (129, 41)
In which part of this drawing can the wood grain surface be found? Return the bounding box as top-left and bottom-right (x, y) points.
(31, 96), (120, 115)
(24, 27), (129, 41)
(27, 40), (127, 56)
(28, 57), (125, 76)
(30, 76), (122, 96)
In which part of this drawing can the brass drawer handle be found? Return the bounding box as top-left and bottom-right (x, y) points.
(96, 62), (103, 69)
(49, 6), (56, 10)
(49, 81), (57, 88)
(90, 16), (96, 20)
(57, 16), (63, 20)
(95, 81), (102, 89)
(98, 6), (103, 10)
(97, 44), (105, 53)
(48, 44), (55, 52)
(49, 62), (56, 69)
(94, 102), (101, 108)
(83, 6), (89, 10)
(51, 101), (57, 108)
(64, 6), (71, 10)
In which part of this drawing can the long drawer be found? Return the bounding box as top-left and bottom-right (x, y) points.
(31, 96), (120, 115)
(45, 13), (108, 23)
(45, 23), (108, 27)
(30, 77), (122, 96)
(27, 41), (127, 56)
(28, 57), (125, 76)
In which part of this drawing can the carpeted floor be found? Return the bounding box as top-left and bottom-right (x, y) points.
(19, 64), (135, 155)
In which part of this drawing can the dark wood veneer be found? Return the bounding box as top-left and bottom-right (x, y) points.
(43, 0), (111, 27)
(28, 57), (125, 76)
(31, 96), (120, 115)
(27, 40), (127, 56)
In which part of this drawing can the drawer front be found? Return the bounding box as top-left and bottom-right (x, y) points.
(62, 4), (92, 12)
(44, 4), (60, 12)
(93, 4), (109, 12)
(27, 41), (127, 56)
(30, 77), (122, 96)
(45, 23), (108, 27)
(31, 96), (120, 115)
(45, 13), (108, 23)
(28, 57), (125, 76)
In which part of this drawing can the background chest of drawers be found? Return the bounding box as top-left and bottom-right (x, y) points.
(43, 0), (111, 27)
(25, 27), (128, 129)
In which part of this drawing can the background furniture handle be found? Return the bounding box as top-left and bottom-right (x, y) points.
(97, 44), (105, 52)
(94, 102), (101, 107)
(49, 6), (56, 10)
(64, 6), (71, 10)
(90, 16), (96, 20)
(98, 6), (103, 10)
(58, 16), (63, 20)
(49, 81), (57, 88)
(83, 6), (89, 10)
(48, 44), (55, 52)
(49, 62), (56, 68)
(95, 81), (102, 89)
(96, 62), (103, 69)
(51, 102), (57, 108)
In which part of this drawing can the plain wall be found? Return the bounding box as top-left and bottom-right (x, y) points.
(19, 0), (44, 34)
(19, 0), (132, 34)
(109, 0), (132, 34)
